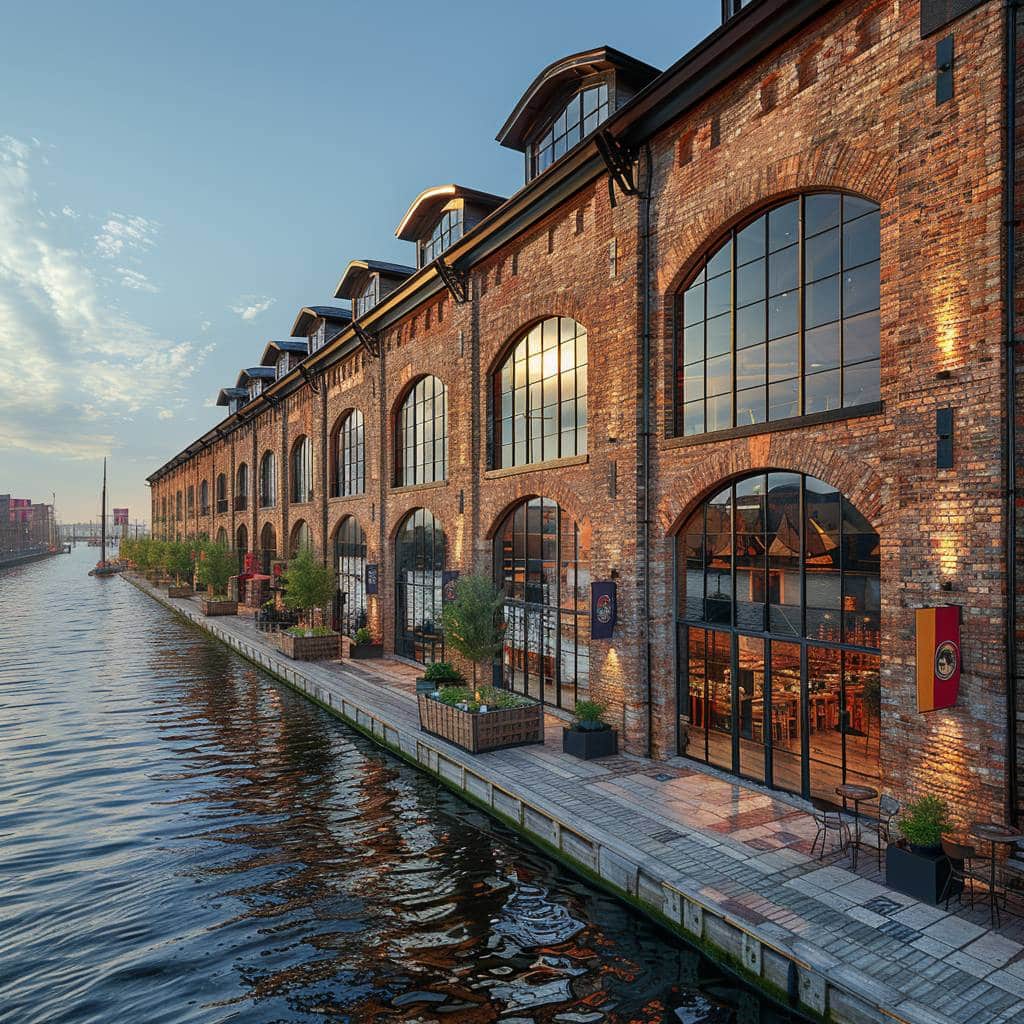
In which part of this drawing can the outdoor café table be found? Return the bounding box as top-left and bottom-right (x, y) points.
(836, 784), (878, 870)
(968, 821), (1022, 926)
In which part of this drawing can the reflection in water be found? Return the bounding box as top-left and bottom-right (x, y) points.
(0, 549), (798, 1023)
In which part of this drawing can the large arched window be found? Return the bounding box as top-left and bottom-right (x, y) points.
(677, 192), (880, 437)
(259, 451), (277, 508)
(186, 485), (194, 516)
(259, 522), (277, 574)
(215, 526), (227, 546)
(215, 473), (228, 514)
(332, 411), (365, 497)
(199, 479), (209, 515)
(396, 376), (447, 486)
(333, 516), (367, 637)
(676, 471), (880, 800)
(291, 435), (313, 503)
(236, 522), (248, 553)
(494, 497), (590, 710)
(289, 519), (311, 556)
(494, 318), (588, 469)
(235, 463), (248, 511)
(175, 491), (183, 520)
(395, 508), (446, 663)
(532, 83), (609, 177)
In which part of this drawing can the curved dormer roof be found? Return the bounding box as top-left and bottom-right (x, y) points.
(235, 366), (276, 389)
(334, 259), (415, 300)
(216, 387), (248, 407)
(497, 46), (660, 152)
(395, 186), (506, 243)
(259, 338), (309, 367)
(290, 305), (352, 337)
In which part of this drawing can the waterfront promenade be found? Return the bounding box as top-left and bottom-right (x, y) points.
(127, 574), (1024, 1024)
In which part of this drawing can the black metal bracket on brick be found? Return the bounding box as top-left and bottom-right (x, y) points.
(595, 129), (638, 208)
(298, 363), (321, 394)
(263, 392), (279, 409)
(352, 321), (381, 358)
(434, 257), (470, 305)
(936, 34), (954, 105)
(936, 406), (954, 469)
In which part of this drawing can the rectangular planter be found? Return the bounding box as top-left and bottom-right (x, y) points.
(166, 585), (193, 598)
(199, 599), (238, 616)
(350, 643), (384, 660)
(886, 845), (955, 905)
(277, 631), (341, 661)
(417, 693), (543, 754)
(562, 726), (619, 760)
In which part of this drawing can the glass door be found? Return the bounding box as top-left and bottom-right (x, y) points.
(736, 636), (765, 782)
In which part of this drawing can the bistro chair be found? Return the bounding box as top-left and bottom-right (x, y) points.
(867, 794), (900, 872)
(810, 797), (851, 861)
(939, 837), (980, 911)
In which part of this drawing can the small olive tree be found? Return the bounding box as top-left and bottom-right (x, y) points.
(282, 546), (335, 627)
(196, 540), (235, 598)
(441, 573), (506, 688)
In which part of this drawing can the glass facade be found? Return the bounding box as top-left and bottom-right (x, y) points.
(678, 192), (880, 437)
(676, 472), (881, 798)
(333, 516), (367, 637)
(494, 497), (590, 710)
(333, 410), (365, 497)
(235, 463), (248, 511)
(291, 436), (313, 503)
(420, 207), (463, 266)
(533, 83), (609, 177)
(494, 318), (588, 469)
(259, 452), (276, 508)
(395, 508), (446, 664)
(396, 376), (447, 486)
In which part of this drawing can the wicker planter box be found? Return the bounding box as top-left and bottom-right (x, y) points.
(277, 631), (341, 661)
(417, 693), (543, 754)
(200, 598), (237, 616)
(166, 584), (193, 598)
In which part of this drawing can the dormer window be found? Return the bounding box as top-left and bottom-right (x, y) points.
(533, 82), (609, 177)
(248, 379), (263, 400)
(722, 0), (754, 22)
(420, 206), (463, 266)
(309, 320), (326, 354)
(354, 276), (379, 319)
(276, 354), (289, 381)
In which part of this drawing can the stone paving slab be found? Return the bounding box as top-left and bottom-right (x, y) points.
(126, 576), (1024, 1024)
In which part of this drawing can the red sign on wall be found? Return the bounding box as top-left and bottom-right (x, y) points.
(916, 605), (962, 712)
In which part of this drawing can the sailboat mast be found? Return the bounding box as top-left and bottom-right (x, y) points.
(101, 458), (107, 564)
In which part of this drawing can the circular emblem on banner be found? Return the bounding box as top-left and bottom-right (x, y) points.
(935, 641), (959, 681)
(444, 579), (458, 602)
(596, 594), (613, 624)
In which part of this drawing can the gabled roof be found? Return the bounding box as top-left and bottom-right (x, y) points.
(334, 259), (416, 300)
(235, 366), (277, 389)
(497, 46), (661, 151)
(395, 186), (506, 243)
(216, 387), (248, 407)
(290, 305), (352, 337)
(259, 338), (309, 367)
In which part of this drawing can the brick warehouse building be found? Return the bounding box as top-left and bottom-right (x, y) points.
(147, 0), (1024, 824)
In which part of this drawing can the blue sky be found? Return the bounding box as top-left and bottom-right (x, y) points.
(1, 0), (719, 521)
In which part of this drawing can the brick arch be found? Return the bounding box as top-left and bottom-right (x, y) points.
(388, 371), (448, 422)
(484, 313), (590, 376)
(328, 405), (361, 436)
(658, 141), (896, 296)
(328, 510), (367, 543)
(657, 433), (885, 537)
(387, 502), (449, 545)
(483, 486), (592, 541)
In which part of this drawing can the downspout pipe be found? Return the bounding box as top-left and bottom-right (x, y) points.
(640, 142), (654, 759)
(1005, 0), (1020, 825)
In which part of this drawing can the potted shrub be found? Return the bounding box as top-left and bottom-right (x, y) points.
(196, 540), (238, 615)
(440, 573), (506, 687)
(166, 541), (194, 598)
(417, 683), (543, 754)
(349, 626), (383, 660)
(886, 795), (954, 904)
(277, 547), (339, 660)
(562, 699), (619, 760)
(416, 660), (461, 695)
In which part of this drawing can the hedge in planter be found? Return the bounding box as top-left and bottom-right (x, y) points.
(349, 627), (383, 660)
(279, 547), (338, 659)
(416, 660), (461, 694)
(417, 684), (542, 754)
(562, 699), (619, 760)
(196, 540), (237, 615)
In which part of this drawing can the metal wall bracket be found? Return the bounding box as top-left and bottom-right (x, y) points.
(595, 129), (638, 208)
(263, 392), (279, 409)
(298, 363), (321, 394)
(936, 34), (954, 105)
(352, 321), (381, 357)
(434, 256), (470, 304)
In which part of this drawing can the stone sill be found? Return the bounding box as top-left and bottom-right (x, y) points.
(484, 454), (589, 480)
(390, 480), (448, 495)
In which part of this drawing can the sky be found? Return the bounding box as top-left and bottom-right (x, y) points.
(1, 0), (719, 522)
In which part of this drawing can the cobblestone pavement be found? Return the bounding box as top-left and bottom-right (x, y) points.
(134, 580), (1024, 1024)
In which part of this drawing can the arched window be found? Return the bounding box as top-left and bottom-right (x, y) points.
(494, 318), (587, 469)
(215, 473), (228, 514)
(259, 452), (277, 508)
(215, 526), (227, 546)
(236, 522), (248, 553)
(333, 516), (367, 637)
(291, 435), (313, 503)
(235, 463), (248, 511)
(420, 207), (463, 265)
(494, 497), (590, 710)
(259, 522), (277, 574)
(175, 491), (182, 520)
(396, 376), (447, 486)
(395, 508), (446, 663)
(161, 496), (167, 528)
(677, 192), (880, 437)
(676, 471), (880, 800)
(199, 479), (209, 514)
(332, 411), (365, 497)
(289, 519), (312, 556)
(533, 83), (609, 177)
(186, 485), (194, 515)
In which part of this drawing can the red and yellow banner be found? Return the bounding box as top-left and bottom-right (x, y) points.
(916, 605), (962, 712)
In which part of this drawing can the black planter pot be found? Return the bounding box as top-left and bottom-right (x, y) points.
(350, 643), (383, 660)
(886, 844), (956, 905)
(415, 677), (436, 695)
(562, 726), (619, 760)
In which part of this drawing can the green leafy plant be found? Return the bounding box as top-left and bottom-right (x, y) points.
(167, 540), (194, 584)
(572, 699), (609, 731)
(440, 573), (506, 687)
(424, 660), (461, 683)
(897, 795), (951, 849)
(282, 546), (335, 626)
(286, 625), (334, 637)
(434, 684), (531, 712)
(353, 627), (373, 647)
(196, 540), (236, 599)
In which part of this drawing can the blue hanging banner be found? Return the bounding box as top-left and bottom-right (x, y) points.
(365, 563), (379, 595)
(442, 570), (460, 603)
(591, 581), (617, 639)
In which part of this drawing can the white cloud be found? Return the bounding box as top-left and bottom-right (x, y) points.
(200, 319), (211, 332)
(157, 408), (174, 420)
(117, 267), (158, 293)
(94, 211), (159, 259)
(230, 295), (275, 321)
(61, 205), (78, 219)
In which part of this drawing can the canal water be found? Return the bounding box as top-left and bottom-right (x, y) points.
(0, 548), (799, 1024)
